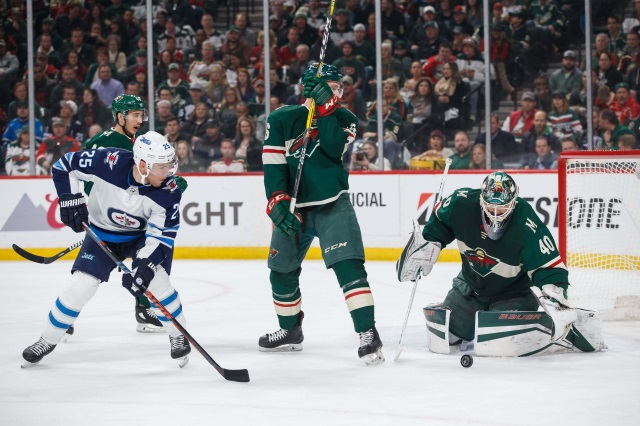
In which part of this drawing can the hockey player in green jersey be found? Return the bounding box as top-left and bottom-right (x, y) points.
(258, 63), (384, 366)
(82, 94), (185, 333)
(397, 171), (577, 346)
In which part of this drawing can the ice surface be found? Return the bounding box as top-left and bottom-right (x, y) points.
(1, 260), (639, 425)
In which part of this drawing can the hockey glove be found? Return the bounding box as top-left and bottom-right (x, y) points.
(58, 193), (89, 233)
(122, 258), (157, 298)
(303, 75), (339, 116)
(396, 220), (441, 282)
(531, 284), (577, 341)
(266, 191), (302, 236)
(174, 175), (188, 193)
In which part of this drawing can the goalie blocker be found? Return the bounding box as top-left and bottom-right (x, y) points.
(423, 306), (606, 356)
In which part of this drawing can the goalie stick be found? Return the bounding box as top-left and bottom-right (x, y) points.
(81, 222), (250, 383)
(394, 158), (452, 362)
(290, 0), (337, 213)
(12, 240), (83, 264)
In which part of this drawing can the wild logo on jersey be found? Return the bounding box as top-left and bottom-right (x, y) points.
(107, 208), (146, 229)
(287, 128), (320, 159)
(463, 248), (499, 277)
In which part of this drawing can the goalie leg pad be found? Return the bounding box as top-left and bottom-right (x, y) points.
(147, 267), (186, 338)
(423, 304), (451, 354)
(474, 309), (606, 357)
(42, 271), (100, 345)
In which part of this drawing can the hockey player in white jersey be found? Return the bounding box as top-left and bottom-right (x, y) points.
(22, 131), (192, 368)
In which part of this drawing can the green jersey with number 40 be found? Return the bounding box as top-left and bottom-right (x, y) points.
(262, 104), (357, 207)
(423, 188), (569, 296)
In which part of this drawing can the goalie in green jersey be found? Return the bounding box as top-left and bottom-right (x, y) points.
(258, 63), (384, 366)
(396, 171), (605, 356)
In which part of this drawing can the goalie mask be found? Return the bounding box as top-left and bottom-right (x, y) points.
(133, 131), (178, 182)
(480, 171), (518, 240)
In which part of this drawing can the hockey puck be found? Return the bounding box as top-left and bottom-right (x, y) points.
(460, 354), (473, 368)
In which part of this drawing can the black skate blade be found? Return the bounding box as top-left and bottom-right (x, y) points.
(222, 368), (250, 383)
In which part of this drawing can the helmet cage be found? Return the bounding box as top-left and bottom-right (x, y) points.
(480, 171), (518, 230)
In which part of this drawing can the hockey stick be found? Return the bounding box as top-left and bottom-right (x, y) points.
(394, 158), (452, 362)
(12, 240), (83, 264)
(289, 0), (336, 213)
(81, 223), (250, 383)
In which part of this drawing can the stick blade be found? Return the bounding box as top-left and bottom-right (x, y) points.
(393, 345), (403, 362)
(12, 244), (46, 263)
(222, 368), (250, 383)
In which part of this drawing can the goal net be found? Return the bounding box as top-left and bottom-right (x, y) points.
(558, 151), (640, 320)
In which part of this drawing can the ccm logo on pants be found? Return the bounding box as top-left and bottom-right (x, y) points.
(325, 242), (348, 253)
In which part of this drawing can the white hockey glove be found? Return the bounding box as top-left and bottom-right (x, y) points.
(396, 220), (441, 282)
(531, 284), (577, 341)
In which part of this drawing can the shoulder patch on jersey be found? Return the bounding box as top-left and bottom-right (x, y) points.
(163, 178), (179, 192)
(463, 247), (500, 277)
(107, 208), (146, 230)
(525, 217), (538, 233)
(105, 151), (120, 169)
(456, 190), (468, 198)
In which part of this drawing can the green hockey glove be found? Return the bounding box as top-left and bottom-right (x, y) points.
(266, 191), (302, 236)
(303, 75), (339, 116)
(174, 175), (188, 193)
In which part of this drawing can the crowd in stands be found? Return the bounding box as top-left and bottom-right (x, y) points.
(1, 0), (639, 176)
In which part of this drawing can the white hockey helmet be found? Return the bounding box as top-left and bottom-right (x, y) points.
(133, 131), (178, 180)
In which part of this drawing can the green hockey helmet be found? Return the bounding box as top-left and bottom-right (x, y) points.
(480, 171), (519, 239)
(111, 94), (148, 122)
(302, 63), (343, 85)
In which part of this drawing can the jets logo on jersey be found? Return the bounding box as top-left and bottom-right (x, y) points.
(107, 208), (146, 229)
(463, 248), (500, 277)
(105, 151), (119, 170)
(288, 128), (319, 158)
(163, 179), (178, 192)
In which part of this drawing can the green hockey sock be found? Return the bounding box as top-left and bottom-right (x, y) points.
(137, 295), (151, 308)
(333, 259), (375, 333)
(270, 268), (302, 330)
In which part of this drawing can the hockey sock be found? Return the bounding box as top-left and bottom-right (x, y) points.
(146, 268), (186, 338)
(332, 260), (375, 333)
(137, 295), (151, 308)
(270, 268), (302, 330)
(41, 271), (100, 344)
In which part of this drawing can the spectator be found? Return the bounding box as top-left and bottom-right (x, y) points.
(87, 22), (108, 49)
(90, 64), (125, 107)
(529, 0), (566, 54)
(63, 27), (97, 69)
(39, 16), (63, 52)
(0, 39), (20, 88)
(330, 8), (355, 46)
(570, 70), (598, 109)
(106, 35), (127, 76)
(486, 22), (516, 99)
(105, 0), (128, 22)
(340, 75), (368, 131)
(522, 136), (558, 170)
(4, 127), (36, 176)
(182, 101), (212, 144)
(380, 0), (407, 40)
(448, 130), (473, 170)
(155, 49), (174, 85)
(522, 110), (558, 156)
(291, 11), (316, 48)
(305, 0), (327, 30)
(157, 62), (191, 107)
(235, 67), (255, 103)
(363, 103), (405, 168)
(194, 119), (225, 164)
(176, 139), (204, 173)
(46, 100), (85, 144)
(502, 91), (539, 144)
(8, 82), (43, 122)
(187, 41), (220, 87)
(438, 0), (455, 34)
(422, 42), (455, 85)
(208, 138), (246, 173)
(3, 101), (44, 146)
(456, 37), (486, 122)
(407, 78), (435, 153)
(561, 136), (582, 152)
(125, 49), (148, 82)
(618, 29), (640, 76)
(623, 2), (640, 34)
(505, 7), (533, 75)
(350, 139), (391, 171)
(595, 84), (615, 110)
(352, 23), (375, 67)
(310, 24), (341, 64)
(164, 115), (190, 146)
(432, 61), (466, 134)
(618, 133), (639, 150)
(403, 61), (426, 98)
(549, 90), (583, 141)
(409, 6), (441, 51)
(36, 33), (63, 70)
(416, 129), (455, 159)
(416, 21), (446, 61)
(233, 116), (262, 171)
(219, 87), (241, 137)
(588, 33), (618, 71)
(466, 0), (484, 28)
(64, 49), (88, 82)
(250, 29), (282, 72)
(177, 81), (215, 124)
(451, 5), (475, 37)
(51, 66), (85, 106)
(599, 108), (633, 150)
(267, 68), (291, 104)
(279, 27), (301, 66)
(610, 82), (640, 133)
(33, 52), (60, 82)
(221, 26), (250, 65)
(606, 15), (626, 54)
(85, 48), (118, 87)
(205, 63), (230, 107)
(469, 143), (504, 170)
(375, 41), (405, 88)
(288, 44), (312, 86)
(334, 41), (366, 92)
(596, 51), (623, 91)
(165, 0), (195, 29)
(235, 12), (257, 49)
(78, 88), (111, 132)
(157, 17), (193, 53)
(549, 50), (582, 99)
(475, 113), (519, 163)
(31, 63), (55, 113)
(248, 77), (267, 117)
(36, 117), (80, 175)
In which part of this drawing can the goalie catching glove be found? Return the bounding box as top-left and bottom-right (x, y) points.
(58, 193), (89, 233)
(303, 74), (340, 116)
(396, 220), (441, 282)
(531, 284), (577, 341)
(267, 191), (302, 236)
(122, 258), (156, 297)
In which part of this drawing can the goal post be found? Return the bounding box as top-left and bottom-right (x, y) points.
(558, 151), (640, 320)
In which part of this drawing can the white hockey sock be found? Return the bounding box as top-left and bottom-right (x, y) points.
(41, 271), (100, 345)
(146, 268), (187, 338)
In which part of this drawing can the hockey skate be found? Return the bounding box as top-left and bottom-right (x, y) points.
(135, 304), (164, 333)
(21, 337), (57, 368)
(170, 335), (191, 368)
(59, 325), (75, 343)
(258, 311), (304, 352)
(358, 327), (385, 366)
